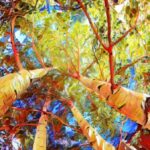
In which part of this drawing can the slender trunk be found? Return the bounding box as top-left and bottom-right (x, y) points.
(70, 104), (115, 150)
(33, 100), (50, 150)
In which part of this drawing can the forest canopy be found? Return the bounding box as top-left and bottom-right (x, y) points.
(0, 0), (149, 150)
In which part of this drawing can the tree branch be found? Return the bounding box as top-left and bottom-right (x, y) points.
(109, 49), (115, 91)
(115, 55), (147, 75)
(10, 16), (23, 70)
(76, 0), (108, 51)
(82, 59), (96, 75)
(32, 39), (46, 68)
(112, 12), (139, 46)
(104, 0), (112, 45)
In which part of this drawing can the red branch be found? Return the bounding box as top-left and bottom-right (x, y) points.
(104, 0), (111, 45)
(108, 46), (116, 91)
(76, 0), (108, 51)
(13, 123), (38, 129)
(112, 27), (134, 46)
(10, 17), (23, 70)
(10, 32), (23, 70)
(112, 11), (139, 46)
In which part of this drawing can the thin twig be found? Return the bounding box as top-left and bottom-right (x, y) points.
(112, 11), (139, 46)
(82, 60), (96, 75)
(11, 106), (79, 133)
(61, 46), (78, 73)
(115, 55), (147, 75)
(87, 95), (97, 110)
(32, 38), (46, 68)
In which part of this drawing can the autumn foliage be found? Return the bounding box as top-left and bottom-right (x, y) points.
(0, 0), (149, 150)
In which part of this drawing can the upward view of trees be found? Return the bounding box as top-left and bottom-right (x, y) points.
(0, 0), (149, 149)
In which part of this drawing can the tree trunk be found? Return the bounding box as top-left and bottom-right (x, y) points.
(78, 76), (150, 129)
(71, 105), (115, 150)
(0, 68), (52, 116)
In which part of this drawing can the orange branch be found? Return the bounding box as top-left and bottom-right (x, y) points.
(28, 32), (46, 68)
(32, 40), (46, 68)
